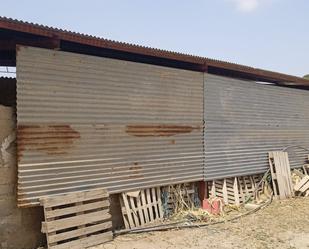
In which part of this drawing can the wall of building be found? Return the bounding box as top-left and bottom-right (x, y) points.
(0, 102), (44, 248)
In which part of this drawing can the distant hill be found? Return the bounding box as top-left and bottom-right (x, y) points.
(304, 74), (309, 80)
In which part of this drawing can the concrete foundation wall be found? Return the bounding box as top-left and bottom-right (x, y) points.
(0, 105), (44, 249)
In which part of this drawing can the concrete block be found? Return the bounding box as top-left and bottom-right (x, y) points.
(0, 211), (22, 227)
(0, 207), (44, 249)
(0, 168), (16, 184)
(0, 105), (14, 121)
(0, 197), (17, 216)
(0, 184), (15, 197)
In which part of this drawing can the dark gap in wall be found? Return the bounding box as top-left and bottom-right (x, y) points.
(61, 41), (205, 72)
(0, 77), (16, 107)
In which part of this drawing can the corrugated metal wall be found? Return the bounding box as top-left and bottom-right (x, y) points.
(17, 46), (309, 206)
(16, 46), (204, 207)
(204, 74), (309, 180)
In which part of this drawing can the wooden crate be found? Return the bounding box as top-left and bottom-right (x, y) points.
(120, 187), (163, 229)
(40, 189), (112, 249)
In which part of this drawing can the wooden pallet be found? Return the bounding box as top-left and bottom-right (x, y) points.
(268, 151), (294, 199)
(208, 174), (263, 206)
(40, 189), (112, 249)
(120, 187), (163, 229)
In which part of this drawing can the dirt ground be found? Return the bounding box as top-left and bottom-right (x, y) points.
(93, 197), (309, 249)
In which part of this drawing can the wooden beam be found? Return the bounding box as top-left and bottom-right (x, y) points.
(0, 37), (61, 51)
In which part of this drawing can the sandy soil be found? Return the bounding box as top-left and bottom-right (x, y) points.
(93, 197), (309, 249)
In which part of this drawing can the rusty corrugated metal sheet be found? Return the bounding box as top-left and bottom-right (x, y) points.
(16, 46), (204, 207)
(1, 16), (309, 85)
(204, 74), (309, 180)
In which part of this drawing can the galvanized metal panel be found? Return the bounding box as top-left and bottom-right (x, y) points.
(204, 74), (309, 180)
(16, 46), (204, 207)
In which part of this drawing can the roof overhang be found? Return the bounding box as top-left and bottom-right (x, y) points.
(1, 16), (309, 87)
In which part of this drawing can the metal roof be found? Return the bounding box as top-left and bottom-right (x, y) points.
(0, 76), (15, 79)
(0, 16), (308, 86)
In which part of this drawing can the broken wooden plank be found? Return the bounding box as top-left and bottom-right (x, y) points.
(121, 193), (135, 229)
(299, 181), (309, 193)
(233, 177), (240, 206)
(140, 190), (150, 223)
(294, 175), (309, 192)
(303, 164), (309, 175)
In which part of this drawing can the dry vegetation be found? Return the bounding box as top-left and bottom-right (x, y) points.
(92, 197), (309, 249)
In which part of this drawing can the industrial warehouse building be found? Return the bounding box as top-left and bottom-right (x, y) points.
(1, 17), (309, 248)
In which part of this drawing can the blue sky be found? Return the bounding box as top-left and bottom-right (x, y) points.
(1, 0), (308, 77)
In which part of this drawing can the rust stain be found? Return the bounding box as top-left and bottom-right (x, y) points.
(16, 44), (23, 52)
(17, 125), (80, 159)
(126, 125), (201, 137)
(129, 162), (143, 179)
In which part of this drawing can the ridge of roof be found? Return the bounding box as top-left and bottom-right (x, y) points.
(0, 16), (308, 85)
